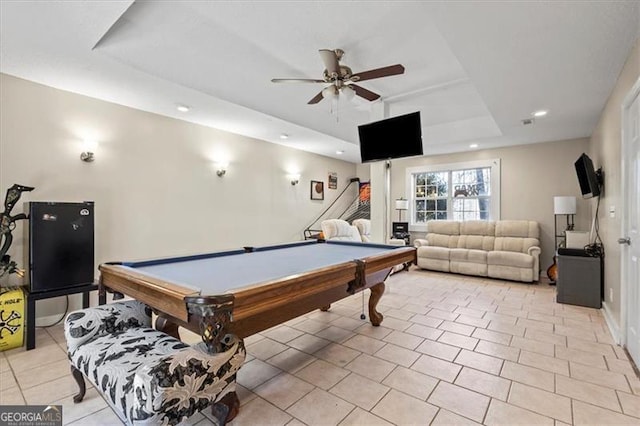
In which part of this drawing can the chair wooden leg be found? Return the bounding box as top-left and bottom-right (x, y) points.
(211, 391), (240, 425)
(70, 365), (86, 403)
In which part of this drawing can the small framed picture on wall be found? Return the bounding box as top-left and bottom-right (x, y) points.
(311, 180), (324, 200)
(328, 172), (337, 189)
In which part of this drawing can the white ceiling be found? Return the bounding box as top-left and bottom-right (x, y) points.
(1, 1), (638, 163)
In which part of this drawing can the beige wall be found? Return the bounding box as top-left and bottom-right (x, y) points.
(383, 138), (590, 273)
(588, 38), (640, 334)
(0, 74), (357, 318)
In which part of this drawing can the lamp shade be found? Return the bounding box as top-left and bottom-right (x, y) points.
(395, 199), (409, 210)
(554, 196), (576, 215)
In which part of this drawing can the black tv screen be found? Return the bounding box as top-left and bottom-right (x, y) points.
(575, 153), (601, 198)
(358, 112), (423, 163)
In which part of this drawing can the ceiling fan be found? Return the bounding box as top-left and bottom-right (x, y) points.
(271, 49), (405, 104)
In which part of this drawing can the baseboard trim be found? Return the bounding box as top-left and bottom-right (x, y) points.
(601, 301), (621, 345)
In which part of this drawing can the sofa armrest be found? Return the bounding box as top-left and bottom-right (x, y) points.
(388, 238), (406, 246)
(414, 238), (429, 248)
(64, 300), (152, 353)
(528, 246), (542, 281)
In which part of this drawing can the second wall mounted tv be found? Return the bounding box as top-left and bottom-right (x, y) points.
(575, 153), (602, 198)
(358, 112), (423, 163)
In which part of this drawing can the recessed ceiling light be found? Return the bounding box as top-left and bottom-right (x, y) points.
(280, 133), (289, 139)
(532, 110), (548, 117)
(176, 104), (190, 112)
(469, 144), (479, 149)
(336, 150), (344, 155)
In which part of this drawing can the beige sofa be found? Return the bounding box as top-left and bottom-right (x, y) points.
(414, 220), (541, 282)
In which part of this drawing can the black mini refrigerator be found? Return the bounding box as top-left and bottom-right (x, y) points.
(25, 202), (95, 293)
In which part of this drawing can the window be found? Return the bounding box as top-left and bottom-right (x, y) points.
(406, 159), (500, 231)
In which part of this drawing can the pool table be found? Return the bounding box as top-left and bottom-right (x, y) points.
(98, 239), (416, 345)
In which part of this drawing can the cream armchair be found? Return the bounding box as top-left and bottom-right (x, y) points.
(352, 218), (406, 247)
(321, 219), (362, 241)
(350, 218), (408, 273)
(352, 218), (371, 242)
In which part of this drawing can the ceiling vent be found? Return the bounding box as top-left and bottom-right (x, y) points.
(521, 118), (535, 126)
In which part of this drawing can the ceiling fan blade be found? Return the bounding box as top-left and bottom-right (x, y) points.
(319, 49), (340, 76)
(350, 84), (380, 101)
(351, 64), (405, 82)
(307, 91), (324, 104)
(271, 78), (325, 83)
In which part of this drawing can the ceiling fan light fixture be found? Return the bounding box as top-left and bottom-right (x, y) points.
(341, 86), (356, 102)
(322, 85), (338, 99)
(273, 49), (404, 106)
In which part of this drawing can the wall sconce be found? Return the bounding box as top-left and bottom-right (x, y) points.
(80, 140), (97, 162)
(288, 174), (300, 186)
(215, 162), (228, 177)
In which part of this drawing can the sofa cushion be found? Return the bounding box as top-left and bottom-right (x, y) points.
(494, 237), (540, 254)
(457, 235), (495, 251)
(417, 246), (450, 261)
(460, 220), (496, 236)
(427, 220), (460, 235)
(495, 220), (539, 239)
(450, 248), (488, 263)
(488, 250), (534, 268)
(426, 233), (459, 248)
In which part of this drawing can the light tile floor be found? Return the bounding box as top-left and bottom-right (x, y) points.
(2, 269), (640, 425)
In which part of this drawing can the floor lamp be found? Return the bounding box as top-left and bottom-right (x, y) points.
(395, 198), (409, 222)
(554, 196), (576, 248)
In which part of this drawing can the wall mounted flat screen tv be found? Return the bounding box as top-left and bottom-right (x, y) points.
(575, 153), (601, 198)
(358, 112), (423, 163)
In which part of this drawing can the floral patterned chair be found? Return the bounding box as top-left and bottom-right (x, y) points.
(64, 299), (245, 425)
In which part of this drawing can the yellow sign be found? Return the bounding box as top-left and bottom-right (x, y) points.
(0, 287), (25, 351)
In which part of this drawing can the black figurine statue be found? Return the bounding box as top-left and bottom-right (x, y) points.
(0, 184), (34, 278)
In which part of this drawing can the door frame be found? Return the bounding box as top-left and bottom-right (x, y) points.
(620, 75), (640, 349)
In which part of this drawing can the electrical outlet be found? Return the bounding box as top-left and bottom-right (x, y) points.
(609, 288), (613, 301)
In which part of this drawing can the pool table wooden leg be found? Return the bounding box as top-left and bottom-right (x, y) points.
(155, 316), (181, 340)
(320, 305), (331, 311)
(368, 282), (385, 326)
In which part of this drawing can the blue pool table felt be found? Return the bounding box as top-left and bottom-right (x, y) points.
(123, 242), (398, 293)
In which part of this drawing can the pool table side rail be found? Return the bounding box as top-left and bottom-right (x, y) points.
(99, 264), (200, 322)
(218, 246), (416, 337)
(230, 261), (360, 337)
(354, 246), (416, 272)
